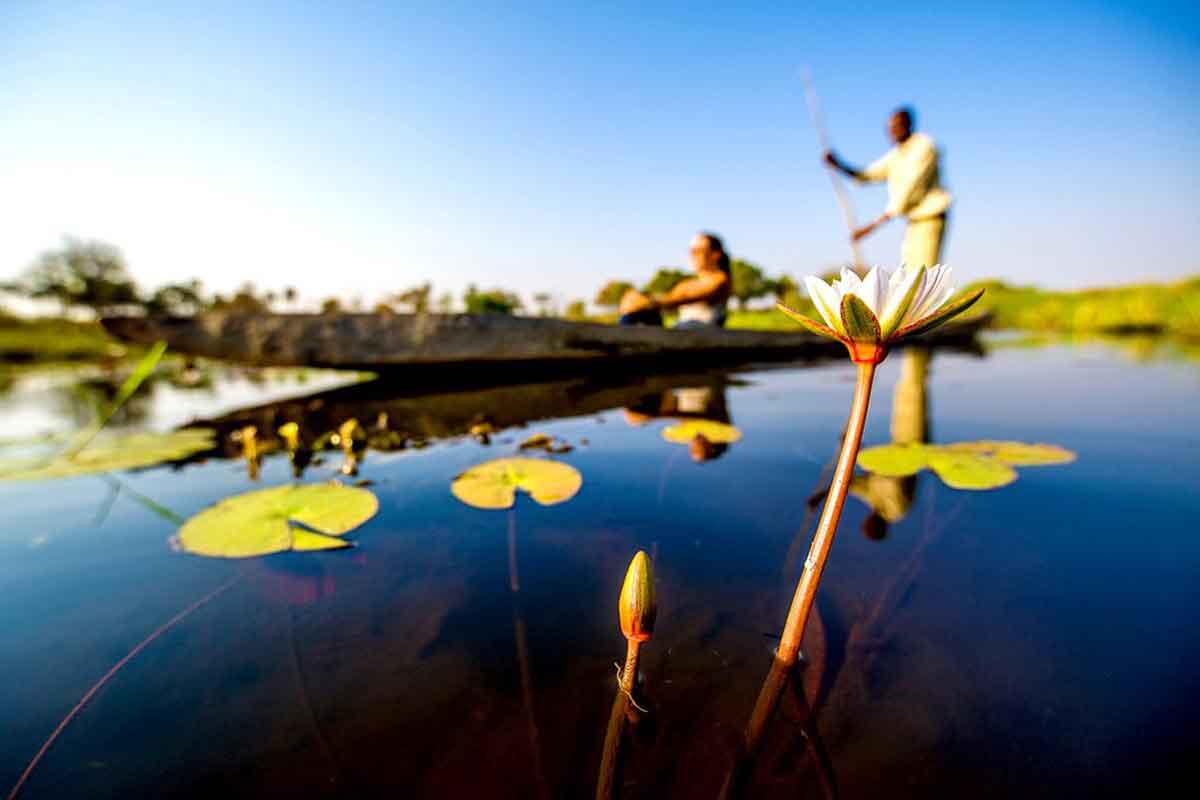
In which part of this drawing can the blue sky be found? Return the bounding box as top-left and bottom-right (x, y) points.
(1, 1), (1197, 307)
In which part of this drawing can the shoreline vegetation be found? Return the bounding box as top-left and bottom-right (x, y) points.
(3, 276), (1198, 364)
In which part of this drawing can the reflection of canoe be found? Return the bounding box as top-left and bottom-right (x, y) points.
(183, 369), (741, 455)
(103, 312), (990, 370)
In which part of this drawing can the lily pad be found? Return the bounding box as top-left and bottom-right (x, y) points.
(926, 450), (1018, 490)
(0, 429), (217, 481)
(451, 457), (582, 510)
(856, 443), (930, 477)
(943, 441), (1076, 466)
(660, 420), (743, 445)
(857, 439), (1075, 491)
(175, 482), (378, 559)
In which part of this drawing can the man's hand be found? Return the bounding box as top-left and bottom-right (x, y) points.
(851, 222), (876, 242)
(852, 213), (892, 242)
(823, 150), (840, 169)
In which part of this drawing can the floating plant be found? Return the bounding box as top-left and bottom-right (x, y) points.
(770, 263), (983, 667)
(450, 456), (582, 510)
(450, 455), (582, 799)
(857, 440), (1076, 490)
(659, 419), (742, 445)
(598, 550), (658, 800)
(0, 429), (217, 481)
(173, 482), (378, 558)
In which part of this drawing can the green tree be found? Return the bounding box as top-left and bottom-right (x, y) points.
(595, 280), (634, 308)
(145, 279), (206, 316)
(210, 283), (269, 313)
(436, 292), (455, 313)
(14, 238), (140, 316)
(642, 268), (690, 295)
(393, 283), (432, 313)
(532, 292), (556, 317)
(730, 259), (771, 309)
(320, 297), (342, 314)
(564, 299), (587, 320)
(464, 285), (521, 315)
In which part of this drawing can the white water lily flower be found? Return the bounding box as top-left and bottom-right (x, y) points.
(782, 264), (983, 364)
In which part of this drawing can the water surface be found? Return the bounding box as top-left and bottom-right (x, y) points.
(1, 340), (1197, 798)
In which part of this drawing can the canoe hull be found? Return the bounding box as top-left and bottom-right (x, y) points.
(102, 312), (987, 370)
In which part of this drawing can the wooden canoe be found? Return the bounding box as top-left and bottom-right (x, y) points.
(102, 311), (989, 371)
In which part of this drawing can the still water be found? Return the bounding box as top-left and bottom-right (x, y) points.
(1, 339), (1197, 798)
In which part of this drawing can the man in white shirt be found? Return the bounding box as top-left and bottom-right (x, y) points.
(824, 107), (952, 268)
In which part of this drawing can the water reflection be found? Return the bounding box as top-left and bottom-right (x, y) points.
(180, 369), (756, 471)
(3, 339), (1198, 797)
(720, 658), (838, 800)
(622, 379), (738, 462)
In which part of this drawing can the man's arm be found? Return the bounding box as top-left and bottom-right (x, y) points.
(824, 150), (890, 183)
(823, 150), (864, 180)
(851, 211), (894, 242)
(824, 148), (896, 241)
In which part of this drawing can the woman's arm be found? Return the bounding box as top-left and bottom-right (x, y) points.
(653, 271), (729, 310)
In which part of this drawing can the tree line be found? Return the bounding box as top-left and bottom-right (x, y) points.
(3, 237), (802, 320)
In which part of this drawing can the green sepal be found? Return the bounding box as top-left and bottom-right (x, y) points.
(776, 302), (844, 341)
(839, 294), (881, 344)
(894, 288), (985, 340)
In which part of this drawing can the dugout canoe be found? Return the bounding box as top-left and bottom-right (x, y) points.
(102, 311), (989, 371)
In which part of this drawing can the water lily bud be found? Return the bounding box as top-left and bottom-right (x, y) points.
(239, 425), (258, 461)
(277, 422), (300, 452)
(619, 550), (656, 642)
(338, 419), (361, 451)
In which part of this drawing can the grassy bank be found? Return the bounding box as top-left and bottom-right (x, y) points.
(962, 277), (1200, 335)
(0, 316), (130, 363)
(726, 276), (1200, 336)
(4, 274), (1197, 364)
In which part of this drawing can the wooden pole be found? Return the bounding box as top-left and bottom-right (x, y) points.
(801, 68), (864, 269)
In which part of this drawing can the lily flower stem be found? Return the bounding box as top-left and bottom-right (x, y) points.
(619, 639), (640, 695)
(777, 361), (877, 666)
(598, 640), (642, 800)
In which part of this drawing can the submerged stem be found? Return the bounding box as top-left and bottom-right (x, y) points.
(597, 640), (643, 800)
(776, 361), (877, 666)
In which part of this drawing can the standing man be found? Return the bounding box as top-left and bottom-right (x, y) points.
(824, 107), (951, 268)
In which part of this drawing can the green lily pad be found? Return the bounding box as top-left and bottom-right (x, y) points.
(944, 441), (1076, 466)
(926, 450), (1018, 490)
(0, 429), (217, 481)
(451, 457), (582, 510)
(660, 420), (743, 445)
(175, 482), (378, 559)
(857, 443), (930, 477)
(858, 439), (1075, 491)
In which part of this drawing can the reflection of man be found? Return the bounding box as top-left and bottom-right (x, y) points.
(824, 107), (951, 268)
(850, 348), (930, 538)
(622, 382), (734, 462)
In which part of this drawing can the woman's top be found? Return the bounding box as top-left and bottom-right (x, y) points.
(676, 296), (727, 326)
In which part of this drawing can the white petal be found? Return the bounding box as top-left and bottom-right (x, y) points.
(906, 266), (942, 321)
(880, 265), (923, 334)
(838, 268), (861, 293)
(855, 266), (884, 317)
(885, 265), (909, 297)
(909, 265), (955, 321)
(804, 276), (844, 333)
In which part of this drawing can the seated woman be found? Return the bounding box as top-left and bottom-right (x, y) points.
(618, 232), (732, 328)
